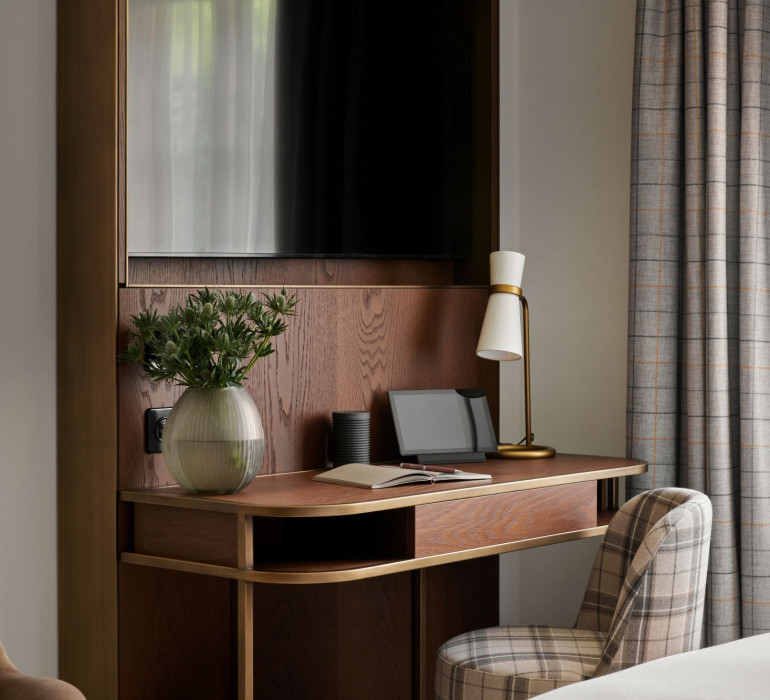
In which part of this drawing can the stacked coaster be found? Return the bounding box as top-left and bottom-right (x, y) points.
(332, 411), (370, 467)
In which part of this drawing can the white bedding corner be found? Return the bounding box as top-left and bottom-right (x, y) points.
(542, 633), (770, 700)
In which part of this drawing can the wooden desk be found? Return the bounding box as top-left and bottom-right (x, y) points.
(119, 454), (645, 700)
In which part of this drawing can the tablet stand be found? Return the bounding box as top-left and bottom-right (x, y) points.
(412, 451), (487, 465)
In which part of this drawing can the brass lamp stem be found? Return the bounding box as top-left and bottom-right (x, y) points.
(488, 285), (555, 459)
(522, 296), (532, 447)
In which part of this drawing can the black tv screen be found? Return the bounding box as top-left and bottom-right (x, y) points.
(127, 0), (472, 259)
(275, 0), (472, 258)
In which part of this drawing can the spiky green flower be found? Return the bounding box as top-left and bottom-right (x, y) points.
(118, 288), (300, 388)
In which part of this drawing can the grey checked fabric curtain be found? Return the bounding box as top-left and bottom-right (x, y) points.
(627, 0), (770, 644)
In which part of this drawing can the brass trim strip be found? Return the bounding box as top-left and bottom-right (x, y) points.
(490, 283), (521, 296)
(124, 283), (489, 290)
(237, 514), (254, 569)
(120, 462), (647, 517)
(236, 514), (254, 700)
(236, 582), (253, 700)
(121, 524), (610, 585)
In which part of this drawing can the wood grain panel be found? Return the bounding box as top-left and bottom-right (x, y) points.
(133, 504), (239, 566)
(119, 564), (233, 700)
(253, 574), (413, 699)
(128, 258), (456, 287)
(57, 0), (119, 696)
(118, 287), (498, 489)
(413, 481), (598, 557)
(418, 559), (499, 699)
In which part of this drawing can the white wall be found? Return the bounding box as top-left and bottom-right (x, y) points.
(0, 0), (58, 676)
(499, 0), (636, 626)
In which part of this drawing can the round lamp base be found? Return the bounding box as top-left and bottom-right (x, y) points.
(491, 443), (556, 459)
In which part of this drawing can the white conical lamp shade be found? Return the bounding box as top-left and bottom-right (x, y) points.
(476, 251), (525, 361)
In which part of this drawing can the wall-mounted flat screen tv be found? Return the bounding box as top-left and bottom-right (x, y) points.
(127, 0), (472, 259)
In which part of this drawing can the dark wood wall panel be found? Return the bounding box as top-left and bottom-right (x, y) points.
(118, 287), (498, 489)
(129, 258), (456, 287)
(252, 574), (413, 700)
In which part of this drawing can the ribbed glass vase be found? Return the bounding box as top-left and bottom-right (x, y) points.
(162, 386), (265, 494)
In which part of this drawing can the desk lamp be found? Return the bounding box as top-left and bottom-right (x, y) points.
(476, 251), (556, 459)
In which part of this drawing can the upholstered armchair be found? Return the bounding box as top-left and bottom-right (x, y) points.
(436, 488), (713, 700)
(0, 641), (85, 700)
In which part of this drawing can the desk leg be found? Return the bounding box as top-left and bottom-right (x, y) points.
(237, 516), (254, 700)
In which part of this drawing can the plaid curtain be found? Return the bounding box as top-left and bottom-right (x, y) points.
(627, 0), (770, 644)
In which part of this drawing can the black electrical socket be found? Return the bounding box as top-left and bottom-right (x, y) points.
(145, 407), (172, 453)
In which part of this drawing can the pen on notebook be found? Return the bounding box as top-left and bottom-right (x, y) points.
(399, 462), (462, 474)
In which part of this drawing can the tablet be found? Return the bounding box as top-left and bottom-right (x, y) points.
(387, 389), (497, 464)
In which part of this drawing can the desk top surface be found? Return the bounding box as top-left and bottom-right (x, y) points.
(121, 453), (647, 517)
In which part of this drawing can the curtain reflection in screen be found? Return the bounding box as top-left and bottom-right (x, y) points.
(128, 0), (276, 254)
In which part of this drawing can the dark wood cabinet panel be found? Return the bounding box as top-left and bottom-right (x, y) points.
(119, 565), (234, 700)
(133, 504), (240, 567)
(253, 575), (414, 700)
(419, 559), (500, 699)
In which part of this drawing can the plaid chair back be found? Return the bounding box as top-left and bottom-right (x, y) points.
(576, 488), (712, 675)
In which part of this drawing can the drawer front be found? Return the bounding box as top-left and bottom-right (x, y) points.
(132, 503), (239, 566)
(413, 481), (597, 558)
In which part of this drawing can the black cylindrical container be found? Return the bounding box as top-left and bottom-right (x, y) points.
(332, 411), (370, 466)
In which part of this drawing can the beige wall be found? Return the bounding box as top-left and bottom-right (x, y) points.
(499, 0), (636, 625)
(0, 0), (58, 676)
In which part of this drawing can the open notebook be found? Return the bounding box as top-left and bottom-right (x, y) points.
(313, 463), (491, 489)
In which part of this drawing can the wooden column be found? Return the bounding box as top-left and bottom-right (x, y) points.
(57, 0), (119, 695)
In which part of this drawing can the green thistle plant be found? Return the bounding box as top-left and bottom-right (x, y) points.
(119, 287), (299, 388)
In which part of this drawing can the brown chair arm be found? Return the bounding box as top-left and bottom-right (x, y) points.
(0, 643), (85, 700)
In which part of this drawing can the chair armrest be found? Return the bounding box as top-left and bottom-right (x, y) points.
(0, 668), (85, 700)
